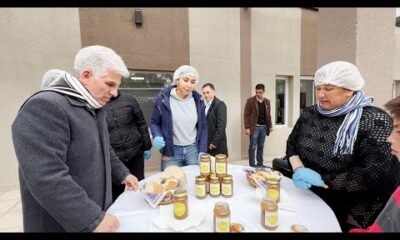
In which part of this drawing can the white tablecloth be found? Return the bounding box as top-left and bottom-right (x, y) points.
(107, 164), (342, 232)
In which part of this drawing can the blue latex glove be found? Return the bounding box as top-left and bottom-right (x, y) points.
(144, 150), (151, 160)
(293, 167), (325, 187)
(197, 152), (206, 164)
(293, 178), (312, 190)
(153, 136), (165, 150)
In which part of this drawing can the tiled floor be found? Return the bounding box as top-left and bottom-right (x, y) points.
(0, 156), (277, 232)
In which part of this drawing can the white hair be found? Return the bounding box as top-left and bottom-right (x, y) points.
(73, 45), (129, 79)
(41, 69), (66, 89)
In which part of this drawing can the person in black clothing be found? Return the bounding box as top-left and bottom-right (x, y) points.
(202, 83), (228, 156)
(286, 61), (400, 231)
(106, 91), (152, 201)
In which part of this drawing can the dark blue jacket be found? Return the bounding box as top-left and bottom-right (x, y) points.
(151, 85), (207, 157)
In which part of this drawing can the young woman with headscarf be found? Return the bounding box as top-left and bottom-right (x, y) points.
(150, 65), (207, 171)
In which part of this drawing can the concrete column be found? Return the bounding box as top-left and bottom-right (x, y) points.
(317, 8), (396, 108)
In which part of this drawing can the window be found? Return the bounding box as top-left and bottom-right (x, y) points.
(275, 76), (289, 125)
(120, 71), (173, 124)
(393, 80), (400, 98)
(300, 76), (316, 113)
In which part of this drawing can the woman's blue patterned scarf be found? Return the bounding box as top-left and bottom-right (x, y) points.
(317, 91), (373, 155)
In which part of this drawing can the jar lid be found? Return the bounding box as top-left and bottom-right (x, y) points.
(210, 175), (219, 180)
(215, 154), (227, 159)
(196, 175), (206, 181)
(200, 153), (211, 158)
(174, 189), (187, 197)
(266, 177), (280, 183)
(222, 174), (232, 180)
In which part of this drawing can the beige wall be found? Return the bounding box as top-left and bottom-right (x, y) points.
(240, 8), (253, 158)
(250, 8), (302, 158)
(188, 8), (242, 161)
(0, 8), (81, 187)
(79, 8), (189, 71)
(393, 27), (400, 80)
(300, 9), (318, 76)
(318, 8), (396, 108)
(356, 8), (395, 108)
(317, 8), (358, 67)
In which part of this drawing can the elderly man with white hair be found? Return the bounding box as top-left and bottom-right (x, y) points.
(286, 61), (400, 231)
(151, 65), (207, 171)
(12, 45), (139, 232)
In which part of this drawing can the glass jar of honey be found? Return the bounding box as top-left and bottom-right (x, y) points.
(213, 202), (230, 232)
(209, 174), (220, 197)
(215, 154), (228, 177)
(200, 153), (211, 176)
(195, 175), (207, 199)
(261, 197), (278, 230)
(173, 189), (188, 220)
(221, 174), (233, 198)
(266, 177), (280, 203)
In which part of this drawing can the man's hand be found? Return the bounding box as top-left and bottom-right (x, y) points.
(123, 174), (139, 191)
(209, 144), (216, 150)
(93, 213), (119, 232)
(244, 128), (250, 136)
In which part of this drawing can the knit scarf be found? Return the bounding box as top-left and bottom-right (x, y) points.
(43, 72), (102, 109)
(316, 91), (373, 155)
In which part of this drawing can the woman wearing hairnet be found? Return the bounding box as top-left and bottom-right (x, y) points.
(150, 65), (207, 171)
(286, 61), (400, 231)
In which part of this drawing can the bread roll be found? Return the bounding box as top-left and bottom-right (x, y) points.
(161, 166), (187, 185)
(164, 177), (179, 191)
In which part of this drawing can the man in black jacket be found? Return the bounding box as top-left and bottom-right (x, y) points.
(106, 91), (152, 201)
(202, 83), (228, 156)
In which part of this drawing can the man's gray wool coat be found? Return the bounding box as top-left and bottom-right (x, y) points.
(12, 90), (130, 232)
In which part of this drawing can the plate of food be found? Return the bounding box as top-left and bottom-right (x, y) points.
(141, 166), (187, 208)
(243, 167), (282, 188)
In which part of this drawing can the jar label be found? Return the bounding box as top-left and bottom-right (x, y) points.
(264, 211), (278, 228)
(216, 162), (226, 174)
(200, 162), (210, 174)
(196, 184), (206, 197)
(215, 216), (230, 232)
(267, 189), (279, 202)
(221, 183), (232, 196)
(210, 183), (220, 195)
(174, 202), (187, 217)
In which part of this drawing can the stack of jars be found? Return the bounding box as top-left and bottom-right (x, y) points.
(195, 153), (233, 199)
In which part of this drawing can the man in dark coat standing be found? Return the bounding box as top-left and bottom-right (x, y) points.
(12, 45), (139, 232)
(244, 83), (273, 167)
(106, 91), (152, 201)
(202, 83), (228, 156)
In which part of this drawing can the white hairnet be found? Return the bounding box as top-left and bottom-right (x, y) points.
(41, 69), (66, 89)
(314, 61), (365, 91)
(173, 65), (199, 85)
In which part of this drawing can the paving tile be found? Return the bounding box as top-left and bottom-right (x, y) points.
(0, 225), (23, 232)
(7, 201), (22, 214)
(0, 211), (22, 230)
(0, 200), (18, 216)
(0, 190), (20, 202)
